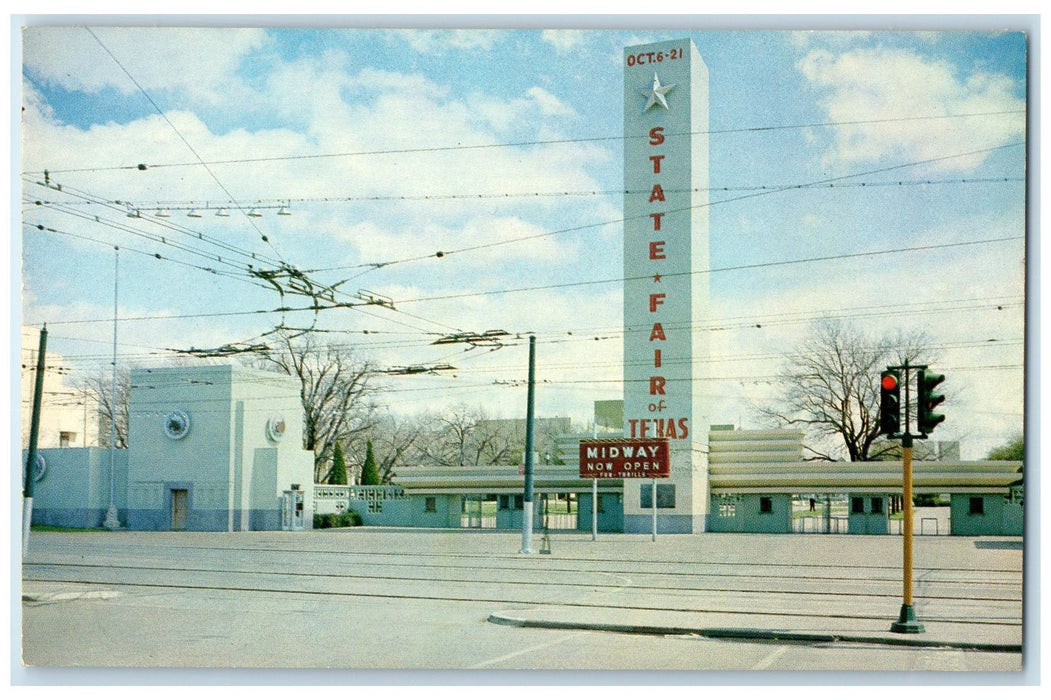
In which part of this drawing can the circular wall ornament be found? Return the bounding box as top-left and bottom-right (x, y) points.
(266, 414), (287, 442)
(164, 410), (191, 440)
(24, 453), (46, 482)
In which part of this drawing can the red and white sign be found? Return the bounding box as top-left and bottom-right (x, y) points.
(578, 439), (670, 479)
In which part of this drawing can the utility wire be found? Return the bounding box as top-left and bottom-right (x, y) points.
(84, 28), (286, 259)
(395, 234), (1023, 305)
(57, 176), (1023, 210)
(302, 141), (1025, 274)
(24, 177), (285, 270)
(24, 221), (273, 290)
(27, 234), (1022, 326)
(28, 109), (1025, 175)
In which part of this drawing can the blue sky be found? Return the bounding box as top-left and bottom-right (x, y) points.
(14, 22), (1028, 459)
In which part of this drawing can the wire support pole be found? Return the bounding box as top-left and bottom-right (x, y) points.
(103, 247), (121, 530)
(520, 334), (536, 554)
(23, 325), (48, 556)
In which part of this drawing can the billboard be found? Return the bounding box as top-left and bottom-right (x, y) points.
(578, 439), (670, 479)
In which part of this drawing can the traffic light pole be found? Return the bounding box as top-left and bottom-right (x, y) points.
(881, 359), (938, 634)
(891, 433), (924, 633)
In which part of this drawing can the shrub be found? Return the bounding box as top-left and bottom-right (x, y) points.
(338, 510), (363, 527)
(313, 510), (363, 529)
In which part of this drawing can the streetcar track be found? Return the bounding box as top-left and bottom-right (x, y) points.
(24, 547), (1023, 589)
(22, 559), (1023, 605)
(21, 575), (1020, 627)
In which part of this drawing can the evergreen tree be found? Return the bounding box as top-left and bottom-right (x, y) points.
(360, 440), (380, 485)
(328, 441), (348, 485)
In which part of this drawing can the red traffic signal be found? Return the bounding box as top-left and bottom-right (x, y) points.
(880, 369), (901, 436)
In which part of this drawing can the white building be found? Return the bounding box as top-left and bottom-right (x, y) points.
(28, 364), (315, 531)
(21, 326), (100, 449)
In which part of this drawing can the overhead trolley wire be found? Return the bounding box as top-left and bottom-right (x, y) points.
(27, 109), (1025, 176)
(26, 234), (1023, 330)
(76, 175), (1023, 211)
(299, 141), (1025, 274)
(24, 177), (285, 270)
(83, 27), (288, 262)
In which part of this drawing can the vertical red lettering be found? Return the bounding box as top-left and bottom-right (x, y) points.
(649, 376), (666, 395)
(654, 349), (662, 368)
(649, 241), (666, 259)
(648, 293), (665, 312)
(649, 127), (665, 145)
(648, 184), (665, 202)
(650, 212), (664, 231)
(649, 323), (666, 341)
(649, 155), (665, 174)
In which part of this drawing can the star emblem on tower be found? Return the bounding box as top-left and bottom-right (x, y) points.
(640, 72), (675, 112)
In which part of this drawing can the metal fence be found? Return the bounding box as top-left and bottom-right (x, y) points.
(792, 516), (849, 534)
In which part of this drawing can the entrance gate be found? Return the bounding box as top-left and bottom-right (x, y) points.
(460, 496), (495, 528)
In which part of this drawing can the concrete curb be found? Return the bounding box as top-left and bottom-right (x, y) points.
(487, 612), (1023, 654)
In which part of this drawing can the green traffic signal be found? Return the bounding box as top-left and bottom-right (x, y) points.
(880, 369), (901, 436)
(917, 369), (946, 434)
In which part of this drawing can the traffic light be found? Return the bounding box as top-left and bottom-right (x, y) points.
(880, 370), (901, 436)
(917, 369), (946, 435)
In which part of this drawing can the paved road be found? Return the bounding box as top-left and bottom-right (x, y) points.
(17, 528), (1026, 678)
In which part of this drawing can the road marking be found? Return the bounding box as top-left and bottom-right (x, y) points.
(751, 645), (789, 670)
(470, 630), (589, 669)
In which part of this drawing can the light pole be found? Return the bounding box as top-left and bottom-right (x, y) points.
(103, 247), (120, 530)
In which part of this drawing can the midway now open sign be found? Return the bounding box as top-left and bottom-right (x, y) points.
(578, 439), (670, 479)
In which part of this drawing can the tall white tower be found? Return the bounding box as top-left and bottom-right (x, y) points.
(622, 39), (710, 532)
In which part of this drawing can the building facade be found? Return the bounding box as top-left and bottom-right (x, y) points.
(21, 326), (101, 449)
(27, 364), (315, 531)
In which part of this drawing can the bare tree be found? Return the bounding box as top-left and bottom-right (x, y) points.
(415, 404), (480, 466)
(260, 332), (377, 482)
(348, 412), (426, 483)
(411, 406), (573, 467)
(79, 367), (130, 448)
(759, 320), (933, 462)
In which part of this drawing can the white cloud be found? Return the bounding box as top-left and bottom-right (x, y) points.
(22, 27), (267, 103)
(527, 87), (576, 117)
(396, 29), (504, 54)
(797, 47), (1025, 172)
(540, 30), (586, 53)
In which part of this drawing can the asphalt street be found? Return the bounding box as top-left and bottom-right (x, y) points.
(17, 527), (1027, 680)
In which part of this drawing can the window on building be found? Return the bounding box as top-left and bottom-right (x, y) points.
(851, 497), (865, 514)
(424, 497), (436, 513)
(969, 496), (985, 515)
(597, 495), (606, 514)
(59, 431), (75, 447)
(641, 484), (676, 509)
(498, 495), (509, 511)
(870, 497), (883, 515)
(759, 496), (773, 514)
(514, 495), (523, 510)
